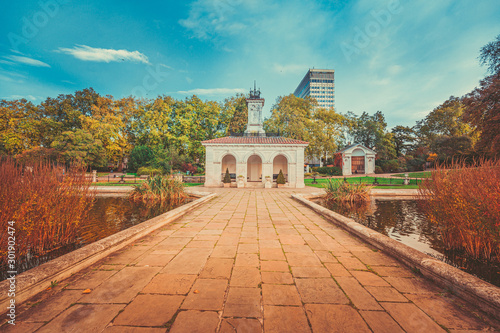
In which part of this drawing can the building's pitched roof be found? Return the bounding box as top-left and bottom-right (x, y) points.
(201, 136), (309, 145)
(337, 143), (376, 154)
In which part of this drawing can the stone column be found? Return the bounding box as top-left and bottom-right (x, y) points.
(262, 162), (273, 185)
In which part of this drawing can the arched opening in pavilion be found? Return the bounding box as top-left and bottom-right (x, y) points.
(247, 155), (262, 182)
(273, 154), (288, 182)
(221, 154), (237, 181)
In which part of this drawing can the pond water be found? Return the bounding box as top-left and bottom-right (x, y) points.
(316, 198), (500, 287)
(1, 196), (188, 280)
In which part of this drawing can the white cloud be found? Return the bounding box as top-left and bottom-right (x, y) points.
(177, 88), (245, 95)
(3, 94), (38, 101)
(4, 55), (50, 67)
(56, 45), (149, 64)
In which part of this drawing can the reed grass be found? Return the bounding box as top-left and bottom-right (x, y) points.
(129, 174), (187, 205)
(324, 178), (371, 204)
(418, 159), (500, 261)
(0, 158), (95, 264)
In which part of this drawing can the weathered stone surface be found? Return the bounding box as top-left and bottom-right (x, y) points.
(382, 302), (447, 333)
(211, 245), (238, 258)
(17, 289), (84, 322)
(324, 262), (351, 277)
(260, 260), (289, 272)
(262, 284), (302, 305)
(135, 253), (175, 267)
(162, 247), (211, 274)
(169, 310), (219, 333)
(350, 270), (390, 287)
(261, 271), (294, 285)
(219, 318), (262, 333)
(224, 287), (262, 318)
(81, 266), (160, 303)
(291, 266), (331, 278)
(335, 276), (382, 310)
(365, 286), (408, 302)
(199, 258), (234, 279)
(36, 304), (123, 333)
(263, 305), (311, 333)
(259, 248), (286, 261)
(305, 304), (371, 333)
(230, 266), (261, 287)
(142, 274), (196, 295)
(295, 278), (349, 304)
(113, 295), (184, 326)
(406, 294), (489, 330)
(103, 327), (166, 332)
(65, 270), (116, 290)
(181, 279), (228, 310)
(360, 310), (405, 333)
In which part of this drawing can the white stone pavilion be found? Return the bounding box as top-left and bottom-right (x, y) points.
(337, 143), (376, 175)
(202, 85), (309, 188)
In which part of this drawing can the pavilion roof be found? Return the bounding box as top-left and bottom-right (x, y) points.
(201, 136), (309, 145)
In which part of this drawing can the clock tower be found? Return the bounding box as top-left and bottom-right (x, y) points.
(245, 81), (266, 135)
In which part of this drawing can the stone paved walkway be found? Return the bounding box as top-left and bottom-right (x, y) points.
(5, 189), (499, 332)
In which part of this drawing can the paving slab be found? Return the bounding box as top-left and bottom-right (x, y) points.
(6, 188), (500, 332)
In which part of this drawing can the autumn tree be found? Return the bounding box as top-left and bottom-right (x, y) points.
(461, 35), (500, 156)
(309, 108), (345, 163)
(0, 99), (40, 155)
(51, 129), (107, 168)
(222, 94), (247, 134)
(414, 97), (473, 146)
(462, 74), (500, 155)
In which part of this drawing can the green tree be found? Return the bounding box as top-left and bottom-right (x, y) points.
(391, 125), (415, 157)
(309, 108), (345, 163)
(414, 97), (473, 145)
(479, 33), (500, 75)
(222, 94), (247, 134)
(349, 111), (395, 160)
(51, 129), (107, 168)
(128, 145), (155, 172)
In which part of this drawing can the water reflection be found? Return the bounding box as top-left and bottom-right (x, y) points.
(317, 198), (500, 287)
(1, 196), (188, 280)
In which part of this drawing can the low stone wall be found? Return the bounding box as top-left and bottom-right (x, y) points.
(292, 193), (500, 319)
(0, 191), (217, 314)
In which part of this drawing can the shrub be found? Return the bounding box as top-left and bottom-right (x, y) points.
(276, 169), (286, 184)
(324, 178), (370, 204)
(223, 168), (231, 183)
(0, 158), (95, 265)
(407, 158), (426, 172)
(181, 163), (197, 174)
(137, 166), (163, 176)
(417, 159), (500, 261)
(375, 166), (383, 174)
(130, 174), (187, 205)
(304, 172), (312, 178)
(382, 160), (400, 173)
(127, 145), (155, 173)
(313, 166), (342, 176)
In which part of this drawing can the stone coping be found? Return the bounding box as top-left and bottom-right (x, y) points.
(0, 191), (217, 314)
(292, 193), (500, 319)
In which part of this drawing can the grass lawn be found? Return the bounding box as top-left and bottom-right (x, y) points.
(304, 177), (421, 189)
(93, 181), (203, 187)
(392, 171), (431, 178)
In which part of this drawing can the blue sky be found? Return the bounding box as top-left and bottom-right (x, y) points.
(1, 0), (499, 128)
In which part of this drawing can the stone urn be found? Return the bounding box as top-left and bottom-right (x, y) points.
(237, 175), (245, 188)
(265, 176), (272, 188)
